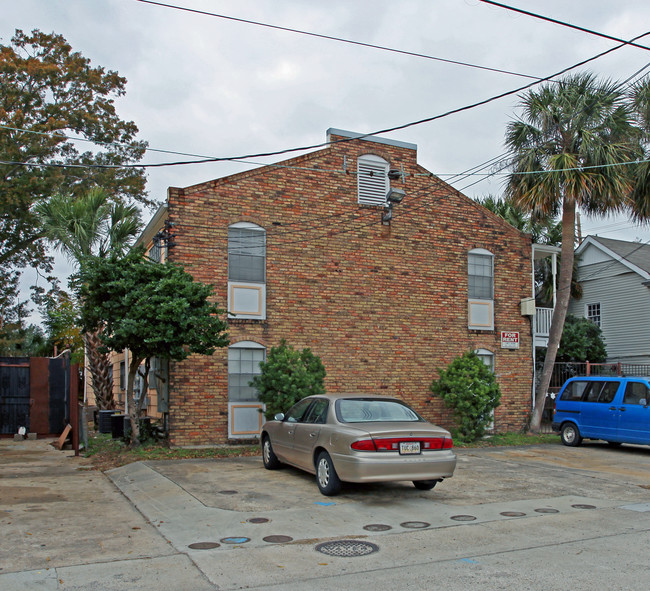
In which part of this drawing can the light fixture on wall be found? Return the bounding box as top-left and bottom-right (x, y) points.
(386, 187), (405, 203)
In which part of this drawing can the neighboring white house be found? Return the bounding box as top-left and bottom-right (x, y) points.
(569, 236), (650, 365)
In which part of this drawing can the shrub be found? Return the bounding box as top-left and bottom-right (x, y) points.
(430, 351), (501, 441)
(251, 340), (326, 419)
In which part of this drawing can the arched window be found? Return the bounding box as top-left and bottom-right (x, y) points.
(228, 222), (266, 319)
(228, 341), (266, 402)
(357, 154), (389, 206)
(468, 248), (494, 330)
(474, 348), (494, 372)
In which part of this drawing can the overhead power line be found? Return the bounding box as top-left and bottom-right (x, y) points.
(135, 0), (541, 81)
(478, 0), (650, 52)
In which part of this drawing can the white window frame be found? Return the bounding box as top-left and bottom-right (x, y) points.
(228, 222), (266, 320)
(468, 249), (494, 330)
(475, 348), (495, 430)
(228, 341), (266, 438)
(586, 302), (601, 327)
(357, 154), (389, 206)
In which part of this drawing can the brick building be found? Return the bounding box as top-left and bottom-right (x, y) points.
(139, 129), (535, 446)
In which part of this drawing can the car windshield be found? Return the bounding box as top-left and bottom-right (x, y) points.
(336, 399), (422, 423)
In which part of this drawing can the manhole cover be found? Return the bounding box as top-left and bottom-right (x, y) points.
(400, 521), (430, 529)
(218, 490), (238, 495)
(220, 537), (250, 544)
(535, 508), (559, 514)
(450, 515), (477, 522)
(263, 535), (293, 544)
(363, 524), (392, 532)
(247, 517), (270, 524)
(315, 540), (379, 557)
(572, 504), (596, 510)
(500, 511), (526, 517)
(188, 542), (220, 550)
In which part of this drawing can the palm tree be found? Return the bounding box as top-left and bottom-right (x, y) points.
(36, 187), (141, 410)
(505, 72), (645, 433)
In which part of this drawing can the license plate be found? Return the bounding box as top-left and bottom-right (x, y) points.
(399, 441), (421, 455)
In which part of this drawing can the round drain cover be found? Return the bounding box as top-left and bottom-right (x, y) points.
(572, 504), (596, 510)
(316, 540), (379, 557)
(363, 524), (392, 532)
(188, 542), (220, 550)
(263, 535), (293, 544)
(500, 511), (526, 517)
(400, 521), (430, 529)
(247, 517), (270, 524)
(535, 508), (559, 514)
(220, 537), (250, 544)
(450, 515), (477, 522)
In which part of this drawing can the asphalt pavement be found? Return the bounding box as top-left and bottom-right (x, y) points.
(1, 438), (649, 590)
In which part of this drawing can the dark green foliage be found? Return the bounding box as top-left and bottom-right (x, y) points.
(251, 340), (326, 419)
(77, 249), (229, 444)
(536, 315), (607, 364)
(430, 351), (501, 442)
(77, 249), (229, 363)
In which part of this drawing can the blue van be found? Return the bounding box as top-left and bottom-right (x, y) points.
(552, 376), (650, 447)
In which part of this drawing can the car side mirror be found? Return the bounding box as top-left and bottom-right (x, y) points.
(640, 399), (647, 407)
(274, 413), (285, 421)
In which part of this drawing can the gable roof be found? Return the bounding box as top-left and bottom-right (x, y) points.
(576, 236), (650, 279)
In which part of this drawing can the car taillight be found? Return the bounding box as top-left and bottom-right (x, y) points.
(350, 439), (377, 451)
(350, 437), (452, 451)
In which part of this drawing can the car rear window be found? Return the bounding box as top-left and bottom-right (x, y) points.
(336, 399), (422, 423)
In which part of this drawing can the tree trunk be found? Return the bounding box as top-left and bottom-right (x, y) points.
(126, 355), (144, 447)
(529, 198), (576, 433)
(84, 329), (114, 410)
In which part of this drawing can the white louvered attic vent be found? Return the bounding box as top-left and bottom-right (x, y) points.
(357, 155), (389, 206)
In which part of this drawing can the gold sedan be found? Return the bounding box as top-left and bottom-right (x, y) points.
(261, 393), (457, 496)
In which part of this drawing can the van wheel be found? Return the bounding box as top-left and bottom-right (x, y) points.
(561, 423), (582, 447)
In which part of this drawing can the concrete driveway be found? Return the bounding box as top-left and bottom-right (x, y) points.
(1, 439), (650, 590)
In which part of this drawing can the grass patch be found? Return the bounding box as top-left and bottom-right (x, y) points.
(85, 433), (259, 471)
(85, 430), (560, 471)
(455, 432), (560, 448)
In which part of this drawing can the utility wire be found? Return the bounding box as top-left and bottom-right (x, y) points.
(478, 0), (650, 52)
(135, 0), (541, 81)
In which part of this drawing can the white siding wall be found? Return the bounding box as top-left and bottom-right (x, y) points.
(569, 254), (650, 363)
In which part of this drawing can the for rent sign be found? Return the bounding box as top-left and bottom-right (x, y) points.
(501, 331), (520, 349)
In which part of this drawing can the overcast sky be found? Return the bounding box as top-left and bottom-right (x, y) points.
(5, 0), (650, 307)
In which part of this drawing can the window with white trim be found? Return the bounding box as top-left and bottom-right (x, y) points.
(357, 154), (389, 206)
(468, 249), (494, 330)
(228, 342), (266, 402)
(228, 222), (266, 319)
(586, 303), (601, 327)
(475, 349), (494, 372)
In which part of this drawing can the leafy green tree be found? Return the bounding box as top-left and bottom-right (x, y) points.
(251, 340), (326, 419)
(505, 73), (648, 433)
(40, 290), (84, 364)
(77, 249), (229, 446)
(553, 315), (606, 363)
(430, 351), (501, 442)
(0, 29), (150, 324)
(36, 187), (141, 409)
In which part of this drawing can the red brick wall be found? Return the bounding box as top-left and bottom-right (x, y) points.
(166, 134), (533, 445)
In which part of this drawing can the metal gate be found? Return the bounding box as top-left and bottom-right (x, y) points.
(0, 358), (31, 434)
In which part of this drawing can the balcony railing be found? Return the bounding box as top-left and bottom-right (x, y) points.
(534, 307), (553, 337)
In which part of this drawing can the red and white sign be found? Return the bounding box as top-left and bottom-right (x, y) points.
(501, 331), (520, 349)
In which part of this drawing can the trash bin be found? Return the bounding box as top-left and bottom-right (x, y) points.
(123, 416), (151, 440)
(111, 414), (127, 439)
(98, 410), (114, 434)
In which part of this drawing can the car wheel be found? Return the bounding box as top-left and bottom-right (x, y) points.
(560, 423), (582, 447)
(316, 451), (341, 496)
(262, 436), (282, 469)
(413, 480), (438, 490)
